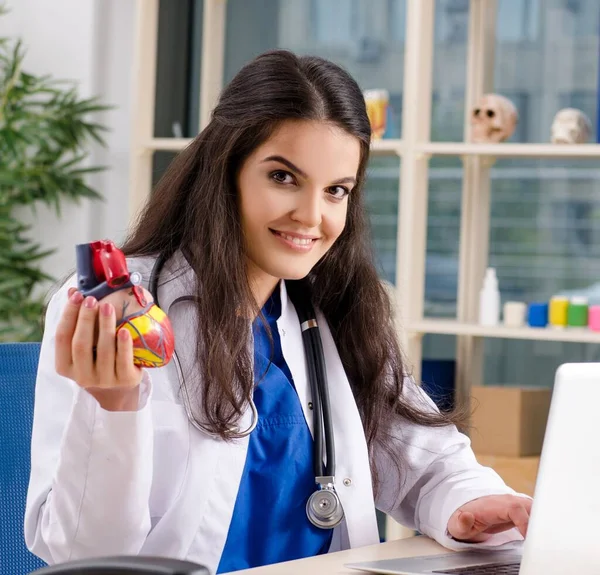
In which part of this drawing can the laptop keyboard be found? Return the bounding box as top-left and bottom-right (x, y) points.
(432, 562), (520, 575)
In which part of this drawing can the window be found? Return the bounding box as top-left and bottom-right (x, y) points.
(153, 0), (203, 139)
(496, 0), (540, 43)
(146, 0), (600, 389)
(310, 0), (358, 48)
(435, 0), (469, 44)
(388, 0), (406, 44)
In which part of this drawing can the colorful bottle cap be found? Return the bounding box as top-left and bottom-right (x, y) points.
(567, 297), (588, 327)
(549, 296), (569, 328)
(589, 305), (600, 332)
(528, 302), (548, 328)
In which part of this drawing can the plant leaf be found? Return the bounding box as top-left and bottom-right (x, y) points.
(0, 22), (108, 342)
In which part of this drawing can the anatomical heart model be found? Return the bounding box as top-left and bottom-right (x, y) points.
(470, 94), (518, 143)
(75, 240), (175, 368)
(550, 108), (592, 144)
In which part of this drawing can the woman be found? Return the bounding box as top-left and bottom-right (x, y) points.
(25, 50), (530, 574)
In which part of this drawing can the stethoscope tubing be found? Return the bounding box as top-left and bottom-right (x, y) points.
(309, 324), (335, 476)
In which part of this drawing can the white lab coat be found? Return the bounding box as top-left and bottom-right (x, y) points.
(25, 253), (523, 574)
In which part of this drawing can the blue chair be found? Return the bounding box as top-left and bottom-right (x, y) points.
(0, 342), (46, 575)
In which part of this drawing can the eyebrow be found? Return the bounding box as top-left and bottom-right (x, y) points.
(261, 155), (357, 186)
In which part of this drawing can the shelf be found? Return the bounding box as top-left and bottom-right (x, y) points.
(416, 142), (600, 159)
(144, 137), (404, 155)
(145, 139), (600, 158)
(147, 139), (600, 158)
(370, 138), (404, 155)
(406, 318), (600, 344)
(145, 138), (193, 151)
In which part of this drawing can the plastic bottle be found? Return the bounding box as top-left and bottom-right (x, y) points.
(478, 267), (500, 326)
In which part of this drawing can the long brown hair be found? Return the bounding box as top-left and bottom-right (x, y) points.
(122, 50), (459, 491)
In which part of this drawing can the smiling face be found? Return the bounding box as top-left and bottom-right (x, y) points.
(237, 119), (362, 303)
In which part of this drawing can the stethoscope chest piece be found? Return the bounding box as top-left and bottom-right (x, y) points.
(306, 476), (344, 529)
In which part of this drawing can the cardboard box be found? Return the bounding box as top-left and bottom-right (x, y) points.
(476, 455), (540, 497)
(469, 386), (552, 457)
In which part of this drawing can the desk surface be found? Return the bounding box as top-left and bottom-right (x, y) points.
(231, 536), (447, 574)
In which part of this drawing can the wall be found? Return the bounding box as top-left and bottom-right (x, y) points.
(0, 0), (136, 292)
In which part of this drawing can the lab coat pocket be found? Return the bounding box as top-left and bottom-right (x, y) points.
(149, 400), (190, 518)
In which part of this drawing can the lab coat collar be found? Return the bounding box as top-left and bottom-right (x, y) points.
(279, 278), (290, 319)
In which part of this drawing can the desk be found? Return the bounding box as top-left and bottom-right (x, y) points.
(229, 536), (447, 574)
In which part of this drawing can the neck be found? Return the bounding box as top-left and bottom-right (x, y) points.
(247, 264), (280, 311)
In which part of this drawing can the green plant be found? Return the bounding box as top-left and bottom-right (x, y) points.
(0, 7), (109, 341)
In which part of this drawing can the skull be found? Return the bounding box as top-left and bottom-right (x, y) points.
(470, 94), (518, 143)
(550, 108), (591, 144)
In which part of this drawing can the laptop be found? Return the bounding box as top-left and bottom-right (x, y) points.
(347, 362), (600, 575)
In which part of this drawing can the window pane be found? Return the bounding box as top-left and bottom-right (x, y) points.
(422, 157), (462, 365)
(152, 152), (178, 187)
(223, 0), (406, 139)
(153, 0), (201, 138)
(490, 159), (600, 305)
(365, 156), (401, 284)
(494, 0), (600, 143)
(425, 157), (463, 316)
(485, 158), (600, 386)
(431, 0), (600, 144)
(431, 0), (469, 141)
(496, 0), (539, 42)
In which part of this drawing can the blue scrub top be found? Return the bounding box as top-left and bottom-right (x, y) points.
(217, 287), (333, 573)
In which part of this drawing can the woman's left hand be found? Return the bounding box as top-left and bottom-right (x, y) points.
(447, 494), (532, 543)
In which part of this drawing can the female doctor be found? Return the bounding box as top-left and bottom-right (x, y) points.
(25, 50), (531, 574)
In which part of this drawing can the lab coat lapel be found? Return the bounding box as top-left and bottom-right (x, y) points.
(315, 308), (380, 548)
(135, 254), (252, 568)
(278, 282), (379, 549)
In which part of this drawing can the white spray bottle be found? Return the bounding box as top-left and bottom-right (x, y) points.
(478, 267), (500, 326)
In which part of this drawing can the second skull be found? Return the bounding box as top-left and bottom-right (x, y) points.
(550, 108), (591, 144)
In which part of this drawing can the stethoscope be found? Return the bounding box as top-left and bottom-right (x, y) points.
(149, 254), (344, 530)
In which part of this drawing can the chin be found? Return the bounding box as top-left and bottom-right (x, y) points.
(280, 268), (313, 281)
(282, 271), (311, 281)
(264, 263), (314, 282)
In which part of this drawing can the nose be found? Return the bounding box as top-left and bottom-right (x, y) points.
(291, 188), (322, 228)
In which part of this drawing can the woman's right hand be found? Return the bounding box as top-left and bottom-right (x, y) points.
(55, 287), (144, 411)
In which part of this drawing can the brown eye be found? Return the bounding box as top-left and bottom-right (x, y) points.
(270, 170), (294, 185)
(328, 186), (350, 199)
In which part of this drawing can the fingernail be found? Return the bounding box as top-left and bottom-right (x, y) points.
(70, 291), (83, 304)
(100, 303), (113, 316)
(118, 329), (129, 341)
(84, 296), (97, 309)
